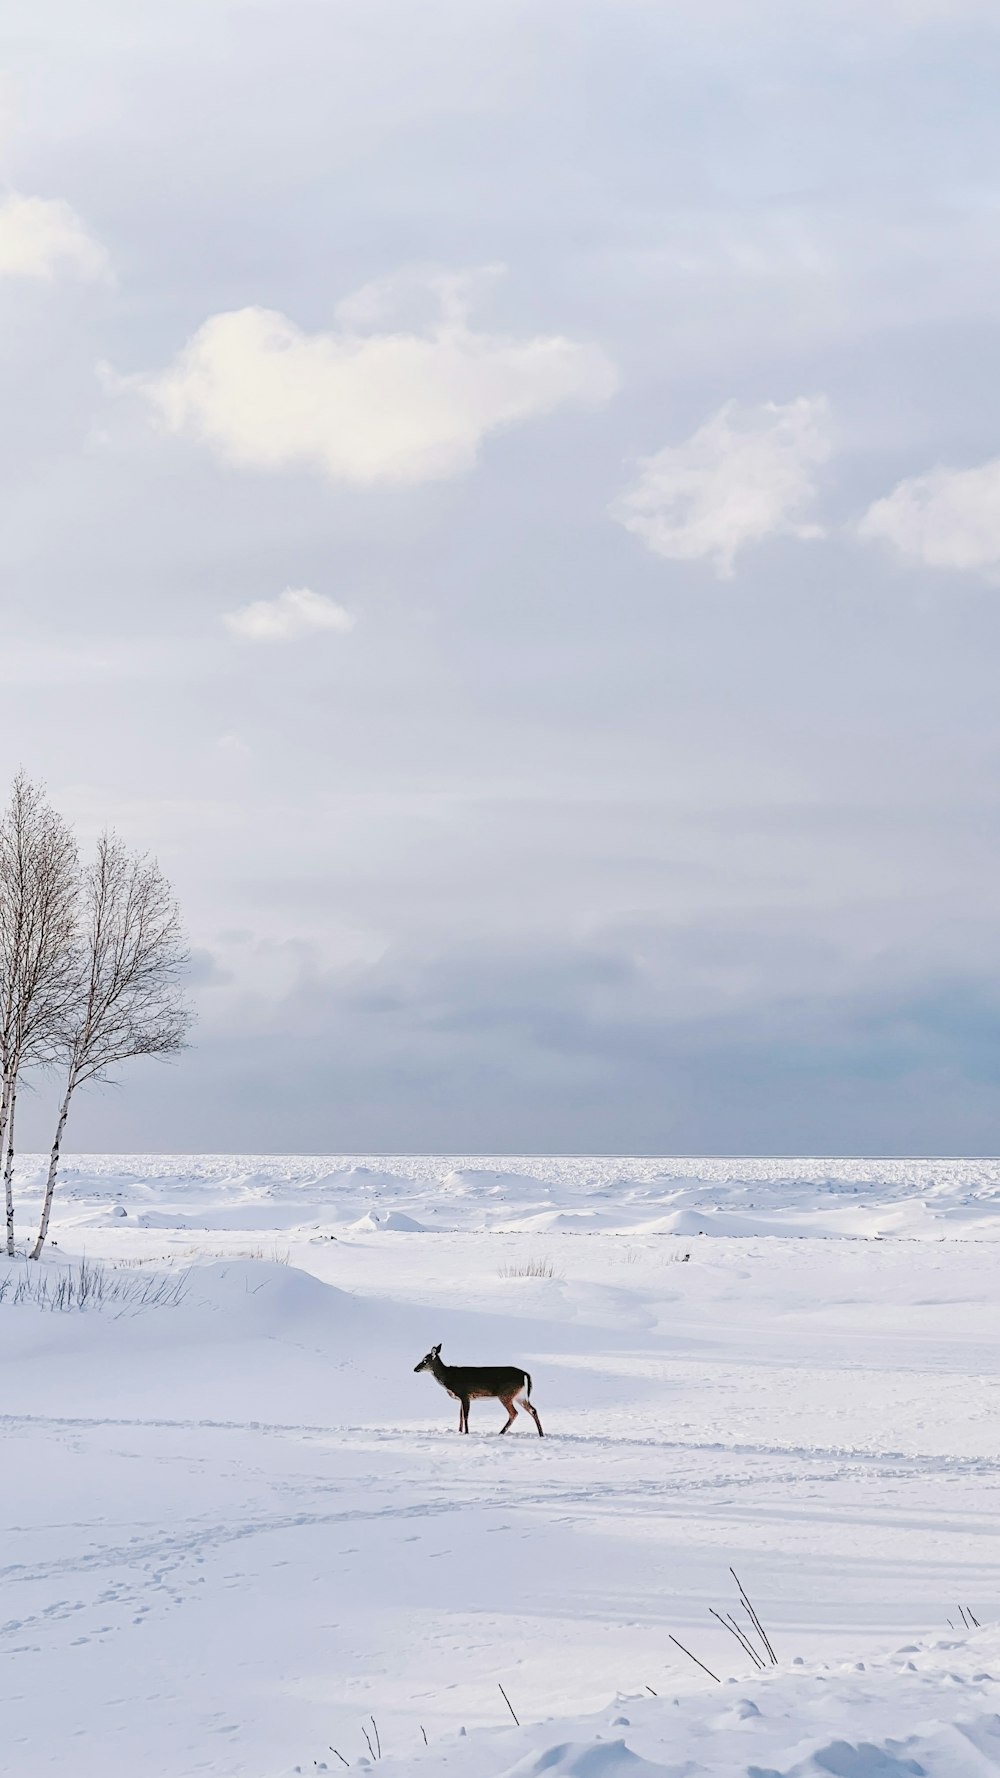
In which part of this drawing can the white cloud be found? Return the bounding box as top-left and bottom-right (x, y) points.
(859, 459), (1000, 573)
(612, 396), (832, 577)
(124, 271), (619, 485)
(0, 193), (109, 281)
(224, 586), (356, 643)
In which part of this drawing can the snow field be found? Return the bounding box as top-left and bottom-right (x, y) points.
(0, 1155), (998, 1776)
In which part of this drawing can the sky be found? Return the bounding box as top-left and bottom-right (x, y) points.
(5, 0), (1000, 1155)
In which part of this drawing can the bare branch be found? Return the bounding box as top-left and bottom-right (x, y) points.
(30, 832), (193, 1259)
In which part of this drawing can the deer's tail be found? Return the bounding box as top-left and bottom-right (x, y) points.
(523, 1370), (533, 1399)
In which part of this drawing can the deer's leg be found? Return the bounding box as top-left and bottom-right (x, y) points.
(521, 1397), (544, 1437)
(459, 1396), (470, 1433)
(499, 1395), (518, 1434)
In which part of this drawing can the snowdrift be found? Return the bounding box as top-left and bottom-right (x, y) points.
(371, 1627), (1000, 1777)
(0, 1253), (426, 1425)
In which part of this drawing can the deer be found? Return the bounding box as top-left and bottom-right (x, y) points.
(414, 1343), (544, 1436)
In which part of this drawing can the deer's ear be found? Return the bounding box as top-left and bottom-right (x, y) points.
(433, 1343), (442, 1356)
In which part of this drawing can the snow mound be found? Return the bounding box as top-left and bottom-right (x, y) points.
(499, 1742), (668, 1777)
(183, 1258), (362, 1330)
(0, 1256), (368, 1370)
(132, 1205), (322, 1231)
(0, 1253), (427, 1427)
(441, 1168), (551, 1196)
(349, 1209), (429, 1232)
(497, 1210), (624, 1233)
(316, 1165), (414, 1190)
(789, 1738), (932, 1775)
(629, 1206), (839, 1239)
(378, 1631), (1000, 1778)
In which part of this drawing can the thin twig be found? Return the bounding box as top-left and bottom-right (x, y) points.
(711, 1606), (764, 1668)
(959, 1605), (969, 1629)
(668, 1633), (721, 1683)
(733, 1570), (777, 1665)
(967, 1607), (981, 1628)
(645, 1685), (657, 1696)
(329, 1750), (349, 1769)
(362, 1725), (376, 1762)
(726, 1610), (765, 1668)
(740, 1603), (770, 1663)
(730, 1567), (777, 1665)
(371, 1717), (381, 1760)
(732, 1572), (776, 1664)
(420, 1725), (428, 1745)
(498, 1683), (519, 1725)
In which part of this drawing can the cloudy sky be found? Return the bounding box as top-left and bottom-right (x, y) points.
(5, 0), (1000, 1155)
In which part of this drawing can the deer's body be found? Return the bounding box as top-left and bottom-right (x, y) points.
(414, 1344), (544, 1435)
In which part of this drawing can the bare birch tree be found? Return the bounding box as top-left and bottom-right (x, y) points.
(30, 834), (191, 1260)
(0, 776), (79, 1256)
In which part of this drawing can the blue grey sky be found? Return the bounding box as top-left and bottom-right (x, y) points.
(5, 0), (1000, 1154)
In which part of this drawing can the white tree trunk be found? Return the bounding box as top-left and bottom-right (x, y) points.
(0, 1070), (12, 1259)
(3, 1078), (16, 1257)
(30, 1073), (75, 1261)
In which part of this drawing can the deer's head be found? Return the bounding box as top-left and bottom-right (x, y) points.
(414, 1343), (442, 1373)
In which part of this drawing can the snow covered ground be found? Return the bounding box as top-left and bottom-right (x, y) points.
(1, 1154), (998, 1777)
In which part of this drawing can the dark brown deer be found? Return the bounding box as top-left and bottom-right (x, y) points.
(414, 1343), (544, 1436)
